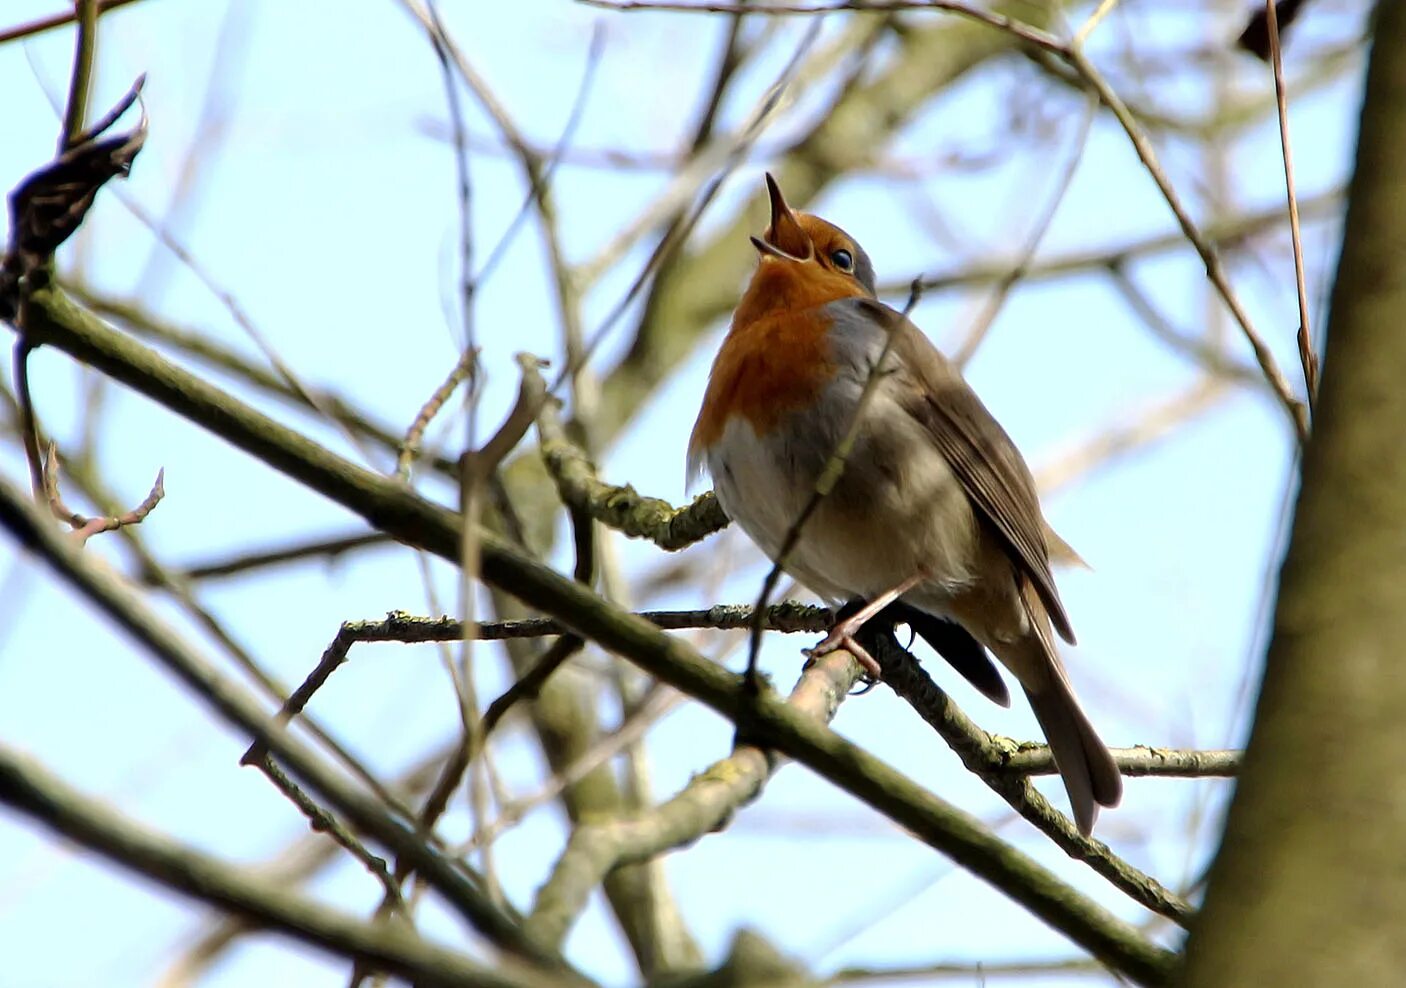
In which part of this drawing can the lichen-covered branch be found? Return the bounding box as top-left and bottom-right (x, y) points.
(1004, 745), (1240, 779)
(526, 649), (862, 949)
(538, 394), (728, 550)
(864, 625), (1194, 926)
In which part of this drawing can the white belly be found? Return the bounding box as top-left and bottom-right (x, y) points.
(704, 396), (981, 607)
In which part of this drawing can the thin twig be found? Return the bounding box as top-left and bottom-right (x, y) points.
(583, 0), (1313, 441)
(1072, 0), (1122, 48)
(13, 343), (46, 497)
(156, 745), (460, 988)
(1265, 0), (1318, 416)
(15, 343), (164, 546)
(1063, 43), (1309, 441)
(1104, 266), (1268, 388)
(42, 441), (165, 544)
(577, 0), (1067, 51)
(72, 73), (146, 149)
(1034, 379), (1228, 495)
(130, 4), (246, 305)
(396, 349), (477, 482)
(58, 0), (99, 152)
(827, 957), (1102, 984)
(472, 28), (605, 291)
(165, 532), (393, 583)
(889, 190), (1341, 297)
(0, 0), (141, 46)
(952, 98), (1095, 368)
(462, 687), (681, 856)
(566, 21), (818, 387)
(250, 756), (408, 916)
(107, 192), (387, 468)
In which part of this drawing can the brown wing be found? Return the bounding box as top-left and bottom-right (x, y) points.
(856, 298), (1076, 644)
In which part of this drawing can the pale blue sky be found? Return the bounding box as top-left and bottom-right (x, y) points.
(0, 1), (1369, 985)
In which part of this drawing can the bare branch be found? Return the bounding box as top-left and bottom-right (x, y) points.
(0, 746), (567, 988)
(42, 440), (165, 544)
(1003, 745), (1240, 779)
(864, 624), (1195, 925)
(0, 0), (143, 46)
(1264, 0), (1320, 415)
(397, 349), (476, 482)
(525, 649), (862, 949)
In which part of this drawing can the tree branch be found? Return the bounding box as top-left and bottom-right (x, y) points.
(6, 286), (1174, 983)
(526, 648), (862, 948)
(0, 745), (575, 988)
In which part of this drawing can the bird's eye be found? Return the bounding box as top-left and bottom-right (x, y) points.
(830, 248), (854, 272)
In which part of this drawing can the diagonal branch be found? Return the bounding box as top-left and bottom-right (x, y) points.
(8, 286), (1174, 983)
(0, 470), (566, 973)
(0, 745), (574, 988)
(865, 623), (1194, 925)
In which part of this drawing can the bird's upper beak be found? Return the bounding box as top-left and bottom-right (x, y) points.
(752, 172), (811, 261)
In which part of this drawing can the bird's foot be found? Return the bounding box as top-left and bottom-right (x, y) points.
(804, 632), (883, 681)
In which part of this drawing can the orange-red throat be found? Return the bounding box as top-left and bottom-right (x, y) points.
(689, 175), (874, 458)
(734, 174), (874, 325)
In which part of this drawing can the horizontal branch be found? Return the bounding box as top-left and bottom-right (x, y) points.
(828, 956), (1101, 984)
(1004, 745), (1240, 779)
(881, 188), (1341, 297)
(163, 530), (394, 583)
(0, 0), (143, 46)
(340, 603), (833, 643)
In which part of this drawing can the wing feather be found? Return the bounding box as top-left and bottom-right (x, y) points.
(853, 298), (1076, 644)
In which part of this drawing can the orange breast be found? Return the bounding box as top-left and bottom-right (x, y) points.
(689, 306), (836, 456)
(691, 255), (869, 457)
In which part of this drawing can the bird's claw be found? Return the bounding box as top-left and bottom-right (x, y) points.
(804, 632), (883, 684)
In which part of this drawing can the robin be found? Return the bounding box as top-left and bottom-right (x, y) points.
(687, 175), (1122, 834)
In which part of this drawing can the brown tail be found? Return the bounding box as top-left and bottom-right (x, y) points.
(1023, 679), (1122, 835)
(1007, 579), (1122, 836)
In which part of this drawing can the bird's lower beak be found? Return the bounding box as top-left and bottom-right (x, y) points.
(751, 235), (799, 260)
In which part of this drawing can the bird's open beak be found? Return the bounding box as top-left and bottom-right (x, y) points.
(750, 235), (791, 259)
(758, 172), (811, 261)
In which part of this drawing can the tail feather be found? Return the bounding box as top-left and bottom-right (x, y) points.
(1009, 577), (1122, 836)
(889, 602), (1011, 708)
(1024, 682), (1122, 835)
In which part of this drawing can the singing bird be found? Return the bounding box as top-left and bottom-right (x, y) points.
(688, 175), (1122, 834)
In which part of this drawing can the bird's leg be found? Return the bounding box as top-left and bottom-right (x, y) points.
(815, 571), (928, 648)
(804, 571), (928, 678)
